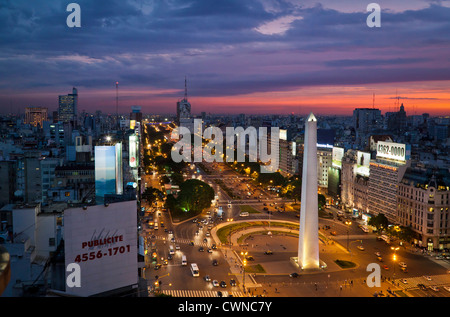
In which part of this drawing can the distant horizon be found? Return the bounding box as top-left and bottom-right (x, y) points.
(1, 1), (450, 117)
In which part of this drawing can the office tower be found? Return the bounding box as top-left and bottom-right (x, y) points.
(353, 108), (382, 133)
(24, 107), (48, 127)
(298, 112), (320, 269)
(130, 106), (142, 124)
(58, 87), (78, 123)
(353, 108), (382, 148)
(368, 141), (410, 223)
(176, 77), (192, 125)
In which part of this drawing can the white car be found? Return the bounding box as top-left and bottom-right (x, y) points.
(401, 279), (408, 284)
(443, 286), (450, 292)
(357, 245), (365, 251)
(375, 251), (381, 257)
(399, 262), (407, 268)
(212, 280), (219, 287)
(429, 286), (439, 292)
(423, 276), (432, 281)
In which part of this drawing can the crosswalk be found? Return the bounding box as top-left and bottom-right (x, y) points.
(153, 235), (213, 248)
(395, 274), (450, 290)
(159, 289), (244, 297)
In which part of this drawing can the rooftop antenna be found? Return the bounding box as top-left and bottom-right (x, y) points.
(184, 76), (188, 101)
(116, 81), (119, 130)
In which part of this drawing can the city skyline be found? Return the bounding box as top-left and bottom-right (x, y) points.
(1, 1), (450, 116)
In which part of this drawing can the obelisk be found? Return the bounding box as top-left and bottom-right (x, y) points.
(297, 112), (320, 269)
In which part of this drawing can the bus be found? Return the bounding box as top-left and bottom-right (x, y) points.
(182, 255), (187, 266)
(190, 263), (199, 277)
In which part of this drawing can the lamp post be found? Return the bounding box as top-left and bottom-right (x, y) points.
(391, 246), (399, 283)
(241, 251), (248, 295)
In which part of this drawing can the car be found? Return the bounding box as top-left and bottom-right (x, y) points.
(264, 250), (273, 255)
(375, 251), (381, 257)
(377, 256), (383, 262)
(175, 245), (180, 250)
(330, 231), (337, 236)
(401, 279), (408, 284)
(400, 267), (408, 273)
(167, 254), (173, 260)
(154, 264), (162, 270)
(382, 265), (389, 270)
(230, 279), (236, 286)
(207, 248), (213, 253)
(211, 244), (217, 249)
(198, 246), (204, 252)
(189, 241), (194, 246)
(217, 291), (223, 297)
(417, 283), (427, 291)
(204, 275), (211, 282)
(399, 262), (407, 268)
(429, 286), (439, 292)
(443, 286), (450, 292)
(357, 245), (365, 251)
(220, 281), (227, 288)
(424, 276), (432, 281)
(212, 259), (218, 266)
(170, 237), (175, 243)
(289, 272), (300, 278)
(212, 280), (219, 287)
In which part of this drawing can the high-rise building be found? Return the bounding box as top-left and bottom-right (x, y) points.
(58, 87), (78, 123)
(176, 78), (192, 126)
(25, 107), (48, 127)
(368, 141), (410, 223)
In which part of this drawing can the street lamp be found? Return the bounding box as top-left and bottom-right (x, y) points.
(241, 251), (248, 295)
(391, 246), (399, 283)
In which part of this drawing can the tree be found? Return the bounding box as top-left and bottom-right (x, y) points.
(142, 187), (164, 205)
(281, 179), (301, 202)
(318, 194), (326, 209)
(177, 179), (215, 214)
(368, 213), (389, 233)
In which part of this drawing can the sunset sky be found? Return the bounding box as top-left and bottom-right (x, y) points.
(1, 0), (450, 116)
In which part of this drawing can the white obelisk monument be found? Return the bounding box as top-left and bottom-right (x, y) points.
(297, 112), (320, 269)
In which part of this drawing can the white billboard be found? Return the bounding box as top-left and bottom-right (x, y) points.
(376, 141), (406, 162)
(64, 200), (138, 296)
(129, 134), (139, 168)
(356, 151), (370, 176)
(332, 147), (344, 169)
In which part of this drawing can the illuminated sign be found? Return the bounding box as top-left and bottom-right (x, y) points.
(356, 151), (370, 176)
(95, 143), (123, 204)
(129, 134), (139, 168)
(376, 141), (406, 162)
(332, 147), (344, 169)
